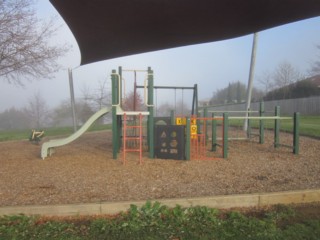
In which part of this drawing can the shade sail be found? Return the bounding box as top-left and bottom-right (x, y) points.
(50, 0), (320, 65)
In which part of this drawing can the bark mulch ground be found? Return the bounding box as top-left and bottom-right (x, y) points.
(0, 130), (319, 207)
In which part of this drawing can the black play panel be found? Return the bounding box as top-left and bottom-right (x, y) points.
(154, 125), (185, 160)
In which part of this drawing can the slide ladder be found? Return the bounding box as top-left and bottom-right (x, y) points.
(122, 113), (143, 164)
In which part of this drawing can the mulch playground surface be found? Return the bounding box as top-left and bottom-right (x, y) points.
(0, 130), (319, 207)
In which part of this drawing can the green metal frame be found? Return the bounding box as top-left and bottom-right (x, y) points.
(111, 70), (119, 159)
(223, 113), (228, 159)
(274, 106), (280, 148)
(293, 112), (300, 154)
(147, 67), (154, 158)
(186, 117), (191, 160)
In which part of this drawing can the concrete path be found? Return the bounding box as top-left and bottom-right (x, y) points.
(1, 189), (319, 216)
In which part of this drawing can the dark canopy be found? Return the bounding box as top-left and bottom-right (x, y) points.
(50, 0), (320, 65)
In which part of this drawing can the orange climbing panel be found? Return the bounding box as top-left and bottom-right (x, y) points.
(122, 113), (143, 164)
(190, 116), (224, 161)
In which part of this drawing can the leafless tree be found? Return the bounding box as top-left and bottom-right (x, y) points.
(0, 0), (70, 85)
(81, 79), (111, 111)
(272, 61), (302, 99)
(310, 45), (320, 76)
(24, 91), (50, 129)
(258, 70), (274, 94)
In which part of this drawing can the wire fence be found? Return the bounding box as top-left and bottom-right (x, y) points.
(204, 96), (320, 115)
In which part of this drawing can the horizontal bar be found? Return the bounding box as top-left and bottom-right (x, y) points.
(122, 69), (148, 72)
(117, 111), (149, 116)
(192, 117), (223, 121)
(228, 116), (292, 120)
(136, 85), (195, 90)
(208, 110), (259, 113)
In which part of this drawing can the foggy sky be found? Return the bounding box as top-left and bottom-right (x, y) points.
(0, 1), (319, 112)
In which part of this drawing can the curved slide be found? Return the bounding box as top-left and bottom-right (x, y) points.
(41, 107), (111, 159)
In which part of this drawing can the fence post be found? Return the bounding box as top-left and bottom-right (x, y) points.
(274, 106), (280, 148)
(259, 102), (264, 144)
(293, 112), (300, 154)
(186, 117), (191, 160)
(223, 113), (228, 159)
(211, 113), (217, 152)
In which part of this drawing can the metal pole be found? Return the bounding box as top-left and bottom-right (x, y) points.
(147, 67), (154, 158)
(274, 106), (280, 148)
(68, 68), (77, 133)
(244, 32), (259, 131)
(293, 112), (300, 154)
(223, 112), (229, 159)
(259, 102), (265, 144)
(186, 117), (191, 160)
(133, 70), (137, 111)
(111, 70), (118, 159)
(211, 113), (217, 152)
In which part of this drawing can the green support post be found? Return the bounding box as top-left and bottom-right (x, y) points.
(192, 84), (198, 116)
(223, 113), (228, 159)
(274, 106), (280, 148)
(293, 112), (300, 154)
(259, 102), (264, 144)
(147, 67), (154, 158)
(170, 110), (175, 125)
(204, 107), (208, 144)
(186, 117), (191, 160)
(118, 66), (122, 105)
(111, 70), (118, 159)
(247, 109), (251, 139)
(211, 113), (217, 152)
(197, 112), (201, 135)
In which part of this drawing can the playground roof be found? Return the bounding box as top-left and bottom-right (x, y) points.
(49, 0), (320, 65)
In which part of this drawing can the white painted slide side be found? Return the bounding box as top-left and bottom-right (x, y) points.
(41, 107), (111, 159)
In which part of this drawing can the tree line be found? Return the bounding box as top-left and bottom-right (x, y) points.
(0, 79), (112, 130)
(209, 51), (320, 105)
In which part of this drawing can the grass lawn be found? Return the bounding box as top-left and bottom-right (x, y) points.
(226, 115), (320, 139)
(0, 116), (319, 142)
(0, 123), (111, 142)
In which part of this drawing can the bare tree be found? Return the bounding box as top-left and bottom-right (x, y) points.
(273, 61), (302, 99)
(310, 45), (320, 75)
(0, 0), (70, 85)
(24, 92), (50, 129)
(258, 70), (274, 94)
(51, 99), (95, 127)
(81, 78), (111, 111)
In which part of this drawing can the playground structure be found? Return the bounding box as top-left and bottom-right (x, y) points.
(111, 66), (300, 162)
(40, 66), (300, 161)
(199, 102), (300, 156)
(41, 107), (111, 159)
(29, 130), (45, 144)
